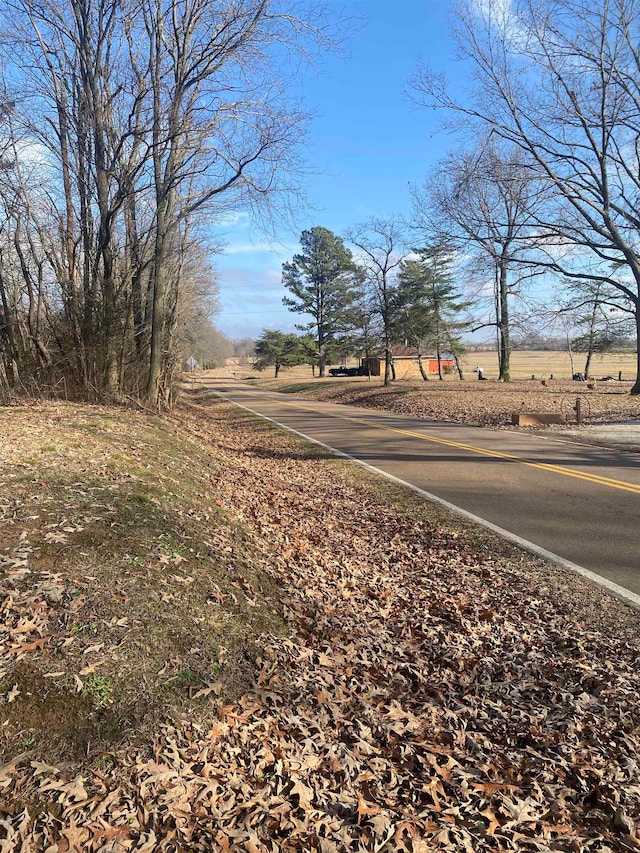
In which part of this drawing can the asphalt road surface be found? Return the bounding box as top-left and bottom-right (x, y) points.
(204, 380), (640, 603)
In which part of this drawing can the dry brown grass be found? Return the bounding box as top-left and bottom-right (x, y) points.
(472, 349), (636, 380)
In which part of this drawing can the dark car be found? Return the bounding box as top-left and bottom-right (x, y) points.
(328, 366), (367, 377)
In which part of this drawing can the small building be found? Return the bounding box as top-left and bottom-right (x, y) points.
(361, 346), (455, 378)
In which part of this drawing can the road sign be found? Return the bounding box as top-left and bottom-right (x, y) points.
(186, 356), (197, 372)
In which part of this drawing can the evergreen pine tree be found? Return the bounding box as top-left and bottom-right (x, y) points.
(282, 227), (359, 377)
(398, 243), (469, 380)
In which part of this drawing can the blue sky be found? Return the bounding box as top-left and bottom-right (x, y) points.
(213, 0), (459, 340)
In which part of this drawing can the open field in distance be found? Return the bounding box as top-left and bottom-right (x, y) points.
(214, 350), (639, 383)
(204, 352), (640, 428)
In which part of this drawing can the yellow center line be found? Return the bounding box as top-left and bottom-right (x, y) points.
(247, 392), (640, 496)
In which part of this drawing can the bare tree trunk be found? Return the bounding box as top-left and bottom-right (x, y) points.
(93, 119), (119, 393)
(318, 349), (326, 377)
(566, 332), (576, 377)
(77, 124), (94, 385)
(317, 316), (326, 377)
(146, 0), (169, 402)
(147, 226), (169, 400)
(56, 89), (82, 367)
(13, 228), (51, 370)
(435, 312), (444, 380)
(584, 349), (593, 380)
(417, 354), (428, 381)
(498, 257), (510, 381)
(0, 262), (19, 384)
(125, 194), (146, 358)
(453, 352), (464, 380)
(384, 340), (393, 385)
(582, 290), (601, 378)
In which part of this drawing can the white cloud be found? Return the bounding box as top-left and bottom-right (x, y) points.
(213, 211), (251, 228)
(224, 242), (276, 255)
(472, 0), (529, 50)
(224, 241), (297, 257)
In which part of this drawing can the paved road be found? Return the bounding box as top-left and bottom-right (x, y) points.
(204, 380), (640, 601)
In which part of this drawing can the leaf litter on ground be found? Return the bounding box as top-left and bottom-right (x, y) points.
(0, 395), (639, 851)
(250, 377), (640, 428)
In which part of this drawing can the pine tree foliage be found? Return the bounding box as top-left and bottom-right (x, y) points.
(253, 330), (313, 377)
(398, 244), (469, 380)
(282, 227), (359, 377)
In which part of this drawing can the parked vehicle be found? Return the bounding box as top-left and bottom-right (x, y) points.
(328, 365), (368, 377)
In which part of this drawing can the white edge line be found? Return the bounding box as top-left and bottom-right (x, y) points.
(220, 394), (640, 614)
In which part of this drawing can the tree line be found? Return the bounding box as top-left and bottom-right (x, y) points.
(254, 224), (470, 382)
(0, 0), (329, 406)
(256, 207), (631, 383)
(2, 0), (640, 396)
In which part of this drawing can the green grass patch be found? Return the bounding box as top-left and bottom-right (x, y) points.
(82, 675), (114, 706)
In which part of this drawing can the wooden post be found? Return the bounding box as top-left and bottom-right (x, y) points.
(575, 397), (582, 425)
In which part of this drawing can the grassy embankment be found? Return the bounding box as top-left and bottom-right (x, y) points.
(0, 402), (284, 764)
(1, 392), (639, 850)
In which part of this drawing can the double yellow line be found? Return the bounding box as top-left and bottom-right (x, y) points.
(269, 396), (640, 496)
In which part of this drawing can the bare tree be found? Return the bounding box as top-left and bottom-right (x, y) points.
(348, 292), (379, 380)
(0, 126), (59, 388)
(140, 0), (314, 399)
(413, 140), (546, 381)
(170, 238), (221, 371)
(550, 280), (635, 377)
(413, 0), (640, 393)
(0, 0), (334, 403)
(346, 217), (407, 385)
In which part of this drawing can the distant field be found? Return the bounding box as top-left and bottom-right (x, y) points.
(204, 352), (640, 427)
(481, 350), (636, 380)
(213, 350), (638, 382)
